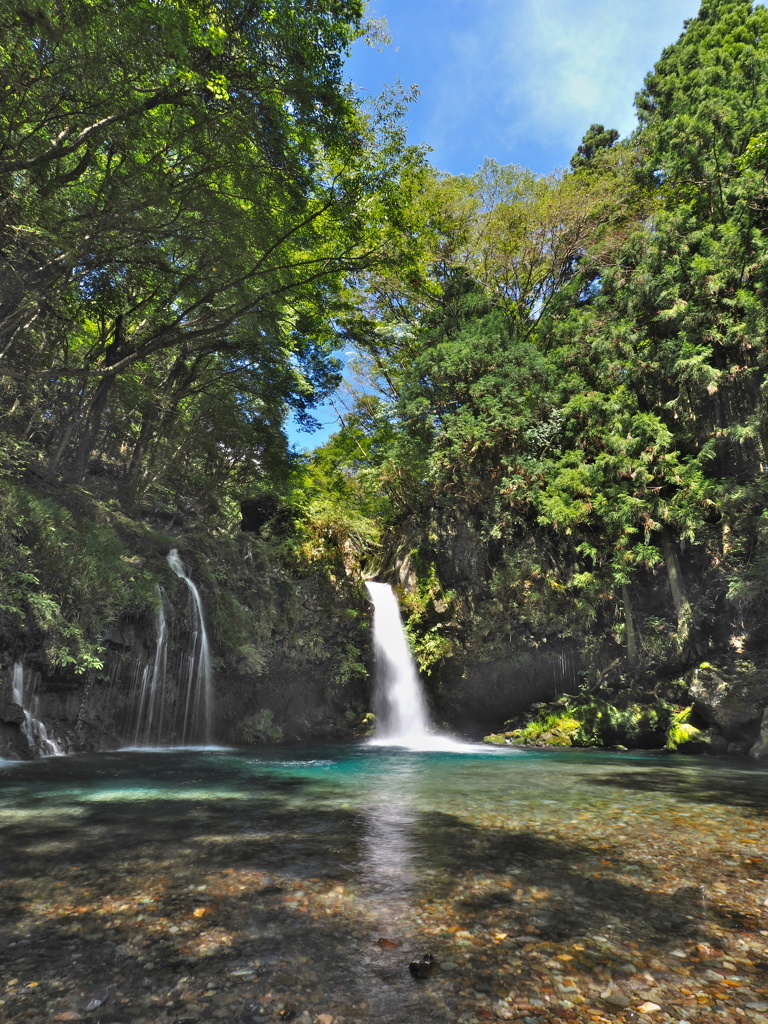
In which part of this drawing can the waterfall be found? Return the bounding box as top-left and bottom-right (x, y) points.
(11, 662), (61, 756)
(132, 589), (169, 746)
(167, 549), (213, 745)
(365, 582), (432, 745)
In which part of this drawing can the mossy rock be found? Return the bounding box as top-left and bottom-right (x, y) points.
(483, 733), (509, 746)
(665, 706), (709, 751)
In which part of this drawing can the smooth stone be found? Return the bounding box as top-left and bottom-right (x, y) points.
(602, 991), (631, 1008)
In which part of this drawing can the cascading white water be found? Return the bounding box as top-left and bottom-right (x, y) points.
(365, 582), (498, 753)
(11, 662), (61, 756)
(132, 590), (169, 746)
(365, 581), (432, 745)
(167, 549), (213, 745)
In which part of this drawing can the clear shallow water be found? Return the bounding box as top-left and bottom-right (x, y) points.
(1, 745), (768, 1023)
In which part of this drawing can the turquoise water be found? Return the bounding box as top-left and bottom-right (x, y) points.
(1, 745), (768, 1023)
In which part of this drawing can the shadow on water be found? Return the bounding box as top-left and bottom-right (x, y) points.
(584, 763), (768, 814)
(3, 750), (764, 1023)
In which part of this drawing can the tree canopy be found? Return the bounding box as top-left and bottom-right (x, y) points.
(0, 0), (424, 501)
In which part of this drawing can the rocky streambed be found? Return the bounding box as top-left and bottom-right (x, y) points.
(1, 746), (767, 1024)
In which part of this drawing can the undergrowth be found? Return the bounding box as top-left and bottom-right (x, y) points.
(486, 693), (707, 751)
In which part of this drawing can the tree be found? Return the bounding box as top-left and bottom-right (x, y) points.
(0, 0), (423, 491)
(569, 123), (620, 172)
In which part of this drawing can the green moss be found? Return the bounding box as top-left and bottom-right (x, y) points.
(505, 713), (581, 746)
(665, 706), (707, 750)
(483, 733), (509, 745)
(497, 694), (691, 750)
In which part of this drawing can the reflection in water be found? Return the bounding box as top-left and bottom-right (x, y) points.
(361, 759), (421, 909)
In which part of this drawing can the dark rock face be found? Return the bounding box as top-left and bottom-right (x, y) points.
(214, 572), (370, 745)
(0, 700), (25, 726)
(434, 516), (487, 590)
(377, 509), (582, 736)
(1, 537), (372, 756)
(690, 662), (768, 743)
(0, 720), (32, 759)
(750, 709), (768, 759)
(433, 650), (580, 734)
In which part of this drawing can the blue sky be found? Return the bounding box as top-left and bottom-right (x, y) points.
(287, 0), (702, 450)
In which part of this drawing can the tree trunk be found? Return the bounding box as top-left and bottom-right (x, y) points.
(621, 583), (639, 668)
(125, 410), (157, 494)
(46, 418), (80, 480)
(72, 373), (117, 481)
(660, 525), (694, 647)
(72, 315), (125, 481)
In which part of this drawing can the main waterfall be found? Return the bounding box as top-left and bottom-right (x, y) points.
(365, 581), (432, 745)
(365, 582), (487, 752)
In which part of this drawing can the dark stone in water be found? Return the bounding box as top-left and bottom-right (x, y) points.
(243, 1004), (268, 1019)
(409, 952), (436, 979)
(652, 913), (691, 933)
(460, 890), (515, 910)
(674, 883), (706, 904)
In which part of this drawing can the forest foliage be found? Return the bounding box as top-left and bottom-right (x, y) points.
(4, 0), (768, 687)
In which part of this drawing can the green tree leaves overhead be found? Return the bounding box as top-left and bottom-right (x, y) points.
(0, 0), (424, 499)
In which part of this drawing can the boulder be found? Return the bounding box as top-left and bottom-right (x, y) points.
(0, 700), (26, 726)
(689, 662), (768, 742)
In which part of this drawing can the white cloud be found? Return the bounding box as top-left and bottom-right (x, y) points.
(416, 0), (700, 170)
(504, 0), (699, 145)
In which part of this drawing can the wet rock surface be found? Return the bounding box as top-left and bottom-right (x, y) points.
(0, 747), (767, 1024)
(690, 663), (768, 744)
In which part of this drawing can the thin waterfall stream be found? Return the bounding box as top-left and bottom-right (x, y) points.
(131, 588), (169, 747)
(167, 548), (213, 746)
(11, 662), (61, 756)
